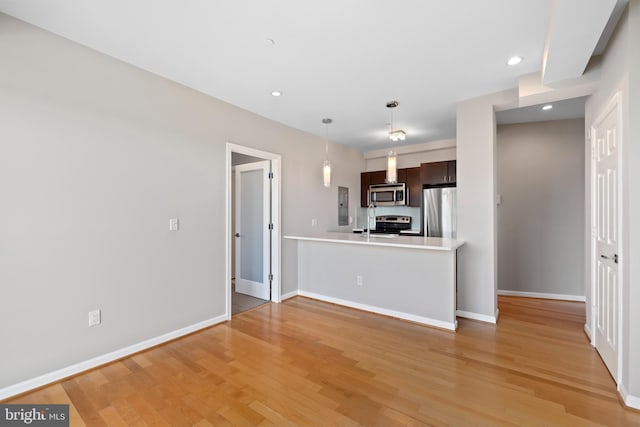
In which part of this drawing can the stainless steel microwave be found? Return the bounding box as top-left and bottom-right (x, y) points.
(368, 183), (407, 206)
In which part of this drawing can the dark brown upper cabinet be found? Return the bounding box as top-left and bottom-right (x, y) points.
(404, 167), (421, 207)
(361, 161), (455, 207)
(360, 167), (422, 207)
(360, 170), (387, 206)
(420, 161), (456, 186)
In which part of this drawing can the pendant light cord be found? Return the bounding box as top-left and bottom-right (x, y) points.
(325, 122), (329, 158)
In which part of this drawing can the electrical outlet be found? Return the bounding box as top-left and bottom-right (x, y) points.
(88, 309), (101, 327)
(311, 218), (318, 227)
(356, 275), (363, 286)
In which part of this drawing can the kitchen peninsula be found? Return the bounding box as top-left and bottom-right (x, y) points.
(284, 233), (464, 331)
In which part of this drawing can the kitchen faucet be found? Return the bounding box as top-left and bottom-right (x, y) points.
(367, 203), (375, 237)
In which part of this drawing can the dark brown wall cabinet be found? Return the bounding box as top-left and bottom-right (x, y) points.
(360, 170), (386, 206)
(404, 167), (421, 207)
(420, 161), (456, 186)
(361, 161), (456, 207)
(360, 166), (422, 207)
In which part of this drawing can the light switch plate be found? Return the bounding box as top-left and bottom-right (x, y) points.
(169, 218), (179, 231)
(88, 309), (101, 327)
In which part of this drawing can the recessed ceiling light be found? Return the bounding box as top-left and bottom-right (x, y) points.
(271, 91), (282, 97)
(263, 38), (275, 45)
(542, 104), (553, 110)
(507, 56), (523, 66)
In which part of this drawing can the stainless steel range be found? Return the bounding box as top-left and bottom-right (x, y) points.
(373, 215), (412, 234)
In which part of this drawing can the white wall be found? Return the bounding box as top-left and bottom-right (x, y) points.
(0, 14), (363, 390)
(295, 240), (457, 329)
(584, 3), (629, 391)
(364, 139), (456, 171)
(455, 89), (516, 321)
(365, 148), (456, 171)
(628, 0), (640, 402)
(497, 119), (585, 298)
(585, 3), (640, 405)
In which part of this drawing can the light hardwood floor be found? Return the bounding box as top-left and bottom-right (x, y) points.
(6, 296), (640, 426)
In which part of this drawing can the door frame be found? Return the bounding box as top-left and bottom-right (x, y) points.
(226, 143), (282, 320)
(589, 91), (623, 384)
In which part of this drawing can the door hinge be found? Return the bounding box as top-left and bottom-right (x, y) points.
(268, 223), (274, 230)
(268, 172), (274, 179)
(268, 273), (274, 281)
(591, 147), (596, 160)
(591, 227), (597, 239)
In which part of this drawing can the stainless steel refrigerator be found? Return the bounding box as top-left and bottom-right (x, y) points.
(423, 186), (457, 238)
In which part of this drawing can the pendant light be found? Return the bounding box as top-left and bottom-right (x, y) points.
(385, 101), (401, 184)
(386, 149), (398, 184)
(322, 118), (332, 188)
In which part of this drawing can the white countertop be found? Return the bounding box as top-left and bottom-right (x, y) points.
(284, 232), (464, 251)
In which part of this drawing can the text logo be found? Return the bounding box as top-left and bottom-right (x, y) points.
(0, 404), (69, 426)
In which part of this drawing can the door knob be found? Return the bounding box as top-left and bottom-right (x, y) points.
(235, 233), (240, 237)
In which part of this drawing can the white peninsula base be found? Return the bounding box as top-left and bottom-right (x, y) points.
(285, 233), (464, 331)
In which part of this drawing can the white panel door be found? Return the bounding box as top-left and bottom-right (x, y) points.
(235, 161), (271, 301)
(592, 98), (620, 381)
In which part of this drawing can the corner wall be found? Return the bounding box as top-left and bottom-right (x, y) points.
(363, 139), (456, 171)
(626, 0), (640, 404)
(585, 3), (640, 407)
(0, 14), (363, 392)
(455, 89), (517, 321)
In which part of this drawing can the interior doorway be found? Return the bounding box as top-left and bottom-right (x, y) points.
(495, 97), (587, 302)
(226, 144), (281, 317)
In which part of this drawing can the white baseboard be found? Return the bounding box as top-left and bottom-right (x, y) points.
(456, 309), (498, 324)
(298, 290), (457, 331)
(584, 323), (593, 341)
(0, 314), (227, 401)
(497, 289), (586, 302)
(620, 384), (640, 410)
(280, 290), (300, 301)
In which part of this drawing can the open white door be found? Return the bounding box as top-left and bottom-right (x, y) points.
(591, 94), (621, 382)
(234, 160), (271, 301)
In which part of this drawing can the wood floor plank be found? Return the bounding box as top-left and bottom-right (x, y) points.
(6, 296), (640, 426)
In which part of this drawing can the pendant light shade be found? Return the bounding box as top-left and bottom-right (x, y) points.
(386, 150), (397, 184)
(385, 101), (402, 184)
(322, 118), (333, 188)
(323, 159), (332, 188)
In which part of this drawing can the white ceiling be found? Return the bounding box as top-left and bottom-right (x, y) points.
(0, 1), (621, 151)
